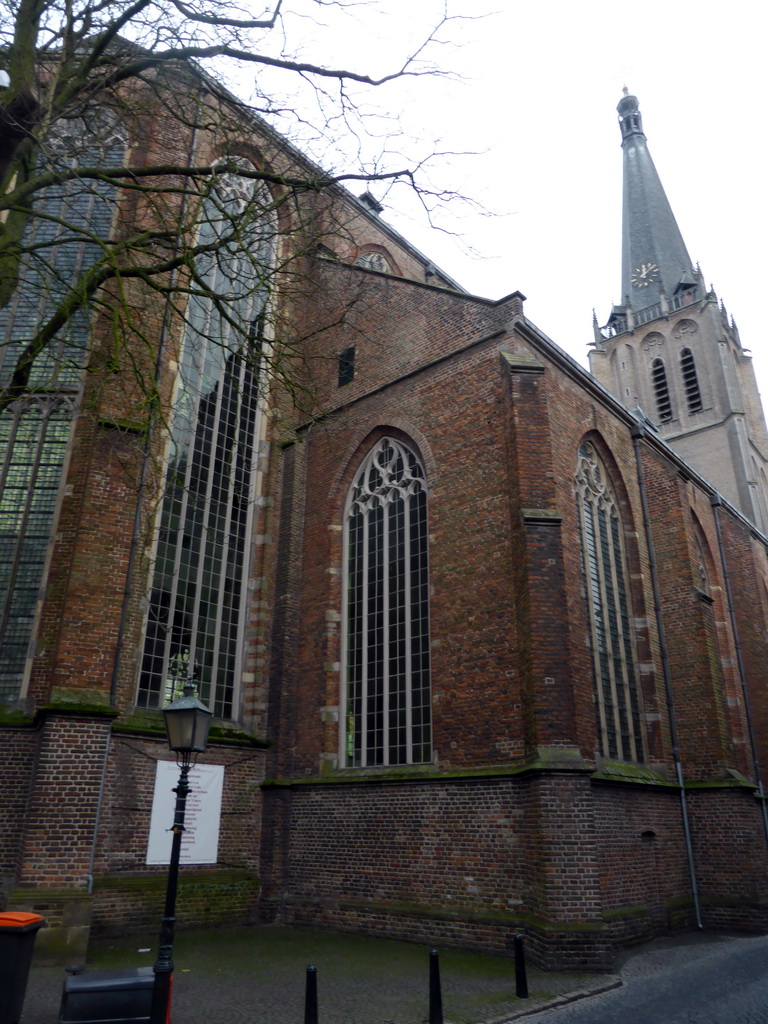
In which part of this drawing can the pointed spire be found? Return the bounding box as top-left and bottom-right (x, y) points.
(618, 91), (696, 312)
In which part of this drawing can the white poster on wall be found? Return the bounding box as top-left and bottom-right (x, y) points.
(146, 761), (224, 865)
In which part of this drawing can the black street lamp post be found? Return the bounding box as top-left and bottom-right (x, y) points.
(149, 682), (213, 1024)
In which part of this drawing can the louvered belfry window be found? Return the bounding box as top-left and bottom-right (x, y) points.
(680, 348), (703, 413)
(651, 358), (673, 422)
(343, 438), (431, 766)
(575, 442), (644, 762)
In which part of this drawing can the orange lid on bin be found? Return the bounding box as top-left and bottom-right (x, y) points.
(0, 912), (44, 928)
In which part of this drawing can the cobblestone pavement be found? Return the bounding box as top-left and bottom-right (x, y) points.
(522, 931), (768, 1023)
(21, 925), (616, 1024)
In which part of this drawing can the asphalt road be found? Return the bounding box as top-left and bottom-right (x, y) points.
(526, 931), (768, 1024)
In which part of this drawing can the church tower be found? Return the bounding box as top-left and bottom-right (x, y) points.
(589, 89), (768, 532)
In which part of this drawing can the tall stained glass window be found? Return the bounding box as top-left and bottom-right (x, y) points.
(136, 165), (275, 720)
(0, 111), (124, 703)
(343, 437), (431, 767)
(575, 441), (644, 762)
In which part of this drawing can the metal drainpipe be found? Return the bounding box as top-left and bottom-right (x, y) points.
(711, 496), (768, 847)
(86, 726), (111, 895)
(87, 91), (204, 893)
(631, 424), (703, 929)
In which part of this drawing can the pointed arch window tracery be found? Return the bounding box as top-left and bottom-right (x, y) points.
(0, 110), (125, 703)
(137, 161), (276, 720)
(575, 441), (645, 762)
(342, 437), (431, 767)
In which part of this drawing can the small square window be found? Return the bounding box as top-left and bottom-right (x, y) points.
(338, 346), (355, 386)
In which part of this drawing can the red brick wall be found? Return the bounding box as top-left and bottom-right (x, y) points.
(261, 266), (768, 965)
(592, 783), (693, 926)
(94, 735), (265, 878)
(26, 421), (143, 711)
(15, 713), (113, 889)
(277, 337), (526, 776)
(687, 786), (768, 929)
(91, 868), (260, 936)
(0, 725), (37, 905)
(3, 714), (266, 930)
(262, 772), (617, 969)
(715, 509), (768, 777)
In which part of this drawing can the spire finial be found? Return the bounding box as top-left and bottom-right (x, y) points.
(617, 89), (642, 139)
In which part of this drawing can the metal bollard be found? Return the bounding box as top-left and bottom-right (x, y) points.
(304, 964), (318, 1024)
(429, 948), (443, 1024)
(514, 933), (528, 999)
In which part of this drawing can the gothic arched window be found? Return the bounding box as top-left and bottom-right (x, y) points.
(651, 358), (672, 422)
(680, 348), (703, 413)
(137, 163), (276, 720)
(355, 251), (389, 272)
(343, 437), (431, 767)
(0, 109), (125, 704)
(575, 441), (644, 762)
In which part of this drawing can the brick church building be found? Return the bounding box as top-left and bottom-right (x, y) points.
(2, 74), (768, 970)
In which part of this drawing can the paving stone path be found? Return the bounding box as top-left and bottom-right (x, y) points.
(21, 925), (612, 1024)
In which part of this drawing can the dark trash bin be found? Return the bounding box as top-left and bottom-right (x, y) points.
(59, 967), (153, 1024)
(0, 911), (46, 1024)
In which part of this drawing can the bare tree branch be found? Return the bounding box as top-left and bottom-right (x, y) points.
(0, 0), (473, 423)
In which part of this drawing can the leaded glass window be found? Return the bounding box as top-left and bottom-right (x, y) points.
(343, 437), (431, 767)
(136, 164), (275, 720)
(0, 110), (124, 703)
(575, 441), (644, 762)
(0, 398), (74, 701)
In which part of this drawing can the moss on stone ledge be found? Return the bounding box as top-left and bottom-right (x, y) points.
(600, 905), (650, 922)
(592, 760), (673, 786)
(0, 708), (35, 726)
(113, 709), (267, 747)
(38, 701), (120, 719)
(94, 869), (258, 891)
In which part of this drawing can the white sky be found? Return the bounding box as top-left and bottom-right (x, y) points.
(251, 0), (768, 404)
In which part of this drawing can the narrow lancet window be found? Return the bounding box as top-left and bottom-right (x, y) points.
(343, 437), (431, 767)
(680, 348), (702, 413)
(575, 442), (644, 762)
(651, 358), (673, 422)
(338, 346), (355, 386)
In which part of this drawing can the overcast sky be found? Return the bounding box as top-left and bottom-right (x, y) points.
(252, 1), (768, 403)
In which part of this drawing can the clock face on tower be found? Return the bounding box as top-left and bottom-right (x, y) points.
(631, 262), (660, 287)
